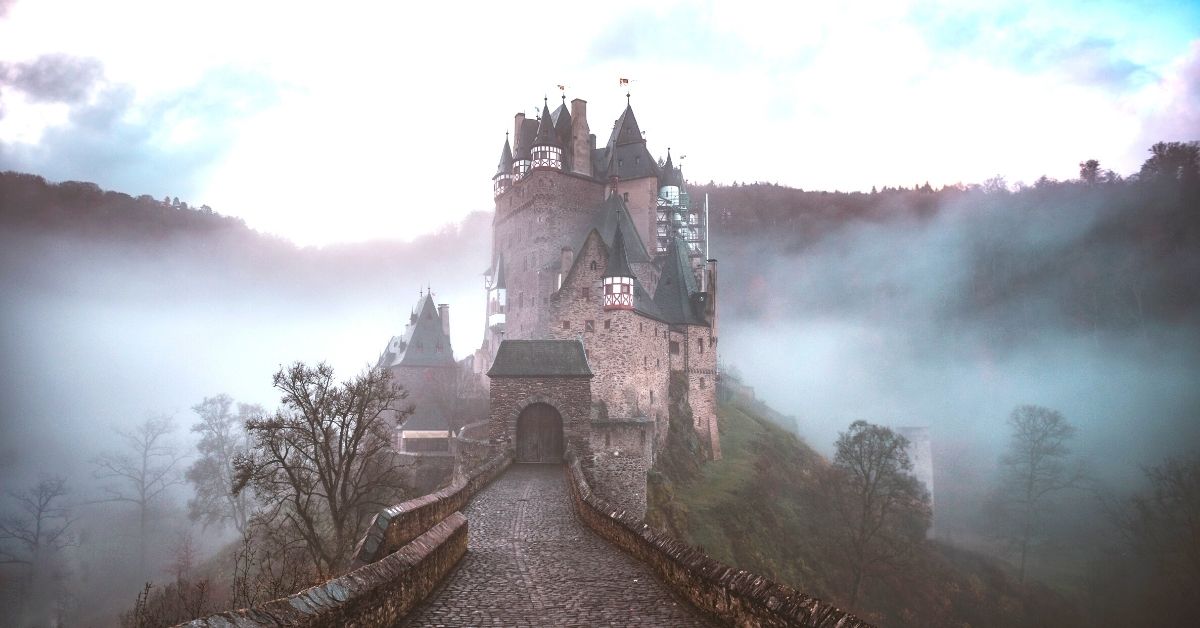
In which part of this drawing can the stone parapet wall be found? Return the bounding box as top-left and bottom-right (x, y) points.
(351, 451), (511, 568)
(176, 513), (468, 628)
(564, 453), (873, 628)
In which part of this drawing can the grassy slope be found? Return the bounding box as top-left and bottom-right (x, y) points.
(648, 397), (1082, 628)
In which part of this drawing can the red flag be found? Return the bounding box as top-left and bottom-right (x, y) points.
(557, 84), (566, 91)
(619, 78), (629, 85)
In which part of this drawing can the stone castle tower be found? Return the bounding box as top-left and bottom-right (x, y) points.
(473, 94), (721, 474)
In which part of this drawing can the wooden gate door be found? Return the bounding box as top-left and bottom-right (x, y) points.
(515, 403), (564, 463)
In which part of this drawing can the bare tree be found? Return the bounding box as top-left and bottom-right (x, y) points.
(1112, 454), (1200, 608)
(185, 395), (259, 534)
(92, 415), (186, 574)
(993, 404), (1086, 583)
(825, 420), (930, 607)
(0, 475), (77, 624)
(234, 362), (409, 579)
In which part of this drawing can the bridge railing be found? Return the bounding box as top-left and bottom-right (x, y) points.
(176, 447), (512, 627)
(564, 451), (874, 628)
(351, 449), (511, 567)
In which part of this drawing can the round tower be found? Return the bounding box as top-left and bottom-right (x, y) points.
(602, 218), (635, 311)
(530, 99), (563, 171)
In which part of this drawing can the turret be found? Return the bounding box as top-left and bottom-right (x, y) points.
(493, 134), (513, 197)
(602, 220), (635, 311)
(531, 99), (563, 171)
(659, 148), (681, 206)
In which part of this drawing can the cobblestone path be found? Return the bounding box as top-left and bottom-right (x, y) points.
(399, 464), (715, 627)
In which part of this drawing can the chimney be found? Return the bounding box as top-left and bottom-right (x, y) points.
(570, 99), (591, 177)
(513, 112), (526, 151)
(438, 304), (450, 337)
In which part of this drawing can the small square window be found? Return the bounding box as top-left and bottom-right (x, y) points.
(623, 192), (630, 202)
(581, 287), (590, 300)
(562, 320), (570, 330)
(604, 320), (611, 330)
(585, 320), (595, 332)
(670, 341), (680, 355)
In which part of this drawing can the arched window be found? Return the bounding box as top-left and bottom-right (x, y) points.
(590, 260), (597, 271)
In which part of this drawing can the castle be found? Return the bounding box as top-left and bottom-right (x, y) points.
(379, 94), (721, 516)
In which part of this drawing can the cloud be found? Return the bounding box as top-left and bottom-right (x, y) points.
(588, 6), (740, 67)
(910, 3), (1153, 92)
(1136, 39), (1200, 147)
(0, 0), (15, 18)
(0, 66), (279, 201)
(0, 53), (103, 104)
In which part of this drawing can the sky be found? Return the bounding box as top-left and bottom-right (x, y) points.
(1, 0), (1197, 246)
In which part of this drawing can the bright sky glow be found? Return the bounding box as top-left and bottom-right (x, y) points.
(1, 0), (1197, 245)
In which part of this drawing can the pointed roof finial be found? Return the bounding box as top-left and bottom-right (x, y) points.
(626, 91), (631, 105)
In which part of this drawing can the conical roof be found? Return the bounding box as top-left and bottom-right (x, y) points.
(660, 148), (683, 188)
(494, 135), (513, 179)
(553, 101), (572, 135)
(603, 217), (634, 279)
(608, 103), (645, 147)
(533, 100), (560, 148)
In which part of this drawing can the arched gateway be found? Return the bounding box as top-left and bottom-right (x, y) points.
(487, 340), (593, 462)
(515, 402), (564, 463)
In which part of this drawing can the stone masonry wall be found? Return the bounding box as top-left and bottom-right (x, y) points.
(488, 376), (592, 459)
(668, 324), (720, 459)
(177, 513), (468, 628)
(494, 170), (604, 339)
(564, 454), (873, 628)
(550, 231), (670, 437)
(588, 420), (654, 519)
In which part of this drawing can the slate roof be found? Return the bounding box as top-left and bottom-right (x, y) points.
(399, 402), (451, 431)
(494, 136), (513, 179)
(607, 103), (644, 147)
(487, 340), (593, 378)
(660, 149), (684, 188)
(602, 214), (634, 279)
(377, 293), (456, 369)
(578, 194), (652, 264)
(533, 101), (560, 148)
(653, 236), (708, 326)
(587, 103), (660, 182)
(552, 100), (572, 135)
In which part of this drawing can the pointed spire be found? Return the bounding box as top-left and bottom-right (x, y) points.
(603, 216), (635, 279)
(533, 98), (560, 147)
(664, 147), (673, 171)
(494, 133), (513, 179)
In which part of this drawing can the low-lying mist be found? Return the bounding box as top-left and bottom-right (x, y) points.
(708, 179), (1200, 545)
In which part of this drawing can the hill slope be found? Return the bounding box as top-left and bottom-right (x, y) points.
(647, 389), (1080, 627)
